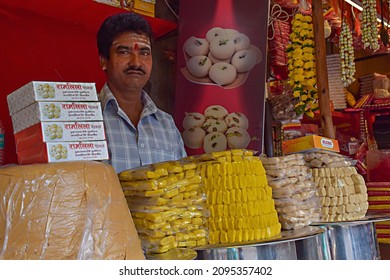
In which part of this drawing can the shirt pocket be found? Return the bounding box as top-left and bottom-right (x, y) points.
(150, 148), (176, 163)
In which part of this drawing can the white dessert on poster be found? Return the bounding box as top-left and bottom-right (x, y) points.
(182, 112), (206, 130)
(206, 27), (226, 43)
(226, 127), (251, 149)
(209, 36), (235, 60)
(204, 105), (229, 119)
(209, 62), (237, 86)
(182, 26), (262, 88)
(203, 131), (227, 153)
(182, 127), (206, 149)
(186, 55), (212, 78)
(231, 47), (258, 73)
(232, 33), (250, 52)
(224, 28), (239, 39)
(207, 52), (231, 64)
(181, 104), (252, 152)
(225, 112), (249, 129)
(183, 36), (209, 57)
(202, 118), (228, 133)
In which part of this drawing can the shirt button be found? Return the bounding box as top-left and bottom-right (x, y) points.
(140, 143), (145, 148)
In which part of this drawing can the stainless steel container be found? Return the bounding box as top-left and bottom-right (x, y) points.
(196, 226), (328, 260)
(312, 212), (390, 260)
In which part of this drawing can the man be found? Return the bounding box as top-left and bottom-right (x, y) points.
(97, 12), (186, 173)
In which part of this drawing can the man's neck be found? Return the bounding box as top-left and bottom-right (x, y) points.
(108, 83), (144, 126)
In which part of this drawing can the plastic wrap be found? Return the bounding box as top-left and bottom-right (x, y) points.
(303, 150), (355, 168)
(259, 153), (320, 230)
(0, 161), (144, 260)
(119, 159), (207, 253)
(310, 166), (369, 222)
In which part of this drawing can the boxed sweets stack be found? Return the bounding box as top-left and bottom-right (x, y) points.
(7, 81), (108, 164)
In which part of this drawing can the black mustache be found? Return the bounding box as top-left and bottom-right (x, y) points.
(124, 66), (145, 74)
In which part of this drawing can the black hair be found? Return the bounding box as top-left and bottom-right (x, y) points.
(96, 12), (153, 59)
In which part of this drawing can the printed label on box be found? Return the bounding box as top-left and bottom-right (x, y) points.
(282, 135), (340, 155)
(17, 141), (109, 164)
(47, 141), (109, 162)
(11, 102), (103, 134)
(7, 81), (98, 115)
(14, 121), (106, 151)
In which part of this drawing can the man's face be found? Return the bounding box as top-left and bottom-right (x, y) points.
(101, 31), (152, 93)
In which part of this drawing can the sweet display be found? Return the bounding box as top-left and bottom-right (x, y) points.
(305, 151), (369, 222)
(181, 26), (262, 88)
(118, 149), (281, 253)
(119, 159), (207, 253)
(201, 149), (281, 244)
(259, 154), (320, 229)
(181, 105), (251, 153)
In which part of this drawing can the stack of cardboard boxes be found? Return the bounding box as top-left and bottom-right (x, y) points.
(7, 81), (108, 164)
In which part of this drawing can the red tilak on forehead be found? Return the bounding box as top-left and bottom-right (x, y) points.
(133, 43), (139, 50)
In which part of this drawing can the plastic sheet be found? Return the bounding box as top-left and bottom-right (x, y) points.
(0, 161), (144, 260)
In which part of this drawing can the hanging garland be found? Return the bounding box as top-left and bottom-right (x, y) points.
(362, 0), (380, 51)
(286, 13), (318, 118)
(339, 14), (356, 87)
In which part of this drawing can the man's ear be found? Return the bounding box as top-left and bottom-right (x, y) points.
(100, 56), (108, 71)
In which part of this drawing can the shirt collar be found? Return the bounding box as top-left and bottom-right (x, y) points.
(99, 83), (160, 119)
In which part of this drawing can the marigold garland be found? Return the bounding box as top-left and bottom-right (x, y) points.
(286, 13), (319, 118)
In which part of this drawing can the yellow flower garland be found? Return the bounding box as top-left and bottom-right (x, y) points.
(286, 13), (319, 118)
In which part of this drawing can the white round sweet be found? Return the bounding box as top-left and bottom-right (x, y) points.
(182, 112), (206, 130)
(224, 28), (239, 39)
(183, 36), (210, 57)
(203, 131), (227, 154)
(206, 27), (226, 43)
(209, 62), (237, 86)
(232, 33), (250, 52)
(224, 112), (249, 130)
(209, 36), (235, 60)
(231, 47), (258, 73)
(202, 118), (228, 133)
(204, 105), (229, 119)
(186, 55), (212, 78)
(207, 51), (231, 64)
(226, 127), (251, 149)
(182, 127), (206, 149)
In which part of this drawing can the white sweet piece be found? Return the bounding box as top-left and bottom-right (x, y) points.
(202, 118), (228, 133)
(232, 33), (250, 52)
(183, 36), (210, 57)
(207, 52), (231, 64)
(206, 27), (226, 43)
(182, 127), (206, 149)
(223, 28), (239, 38)
(186, 55), (212, 78)
(204, 105), (229, 119)
(226, 127), (250, 149)
(203, 131), (227, 153)
(209, 36), (235, 60)
(182, 112), (206, 130)
(224, 112), (249, 129)
(208, 62), (237, 86)
(231, 47), (258, 73)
